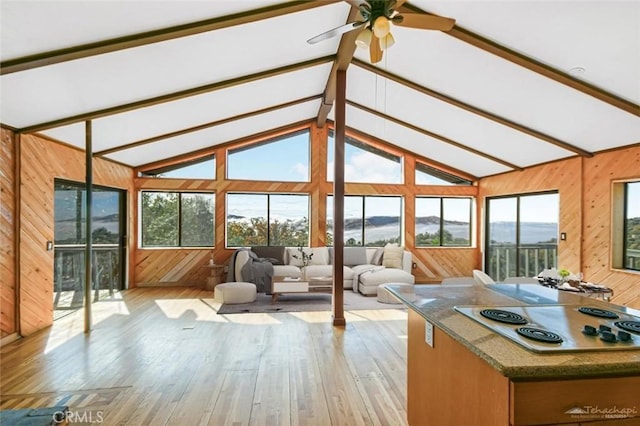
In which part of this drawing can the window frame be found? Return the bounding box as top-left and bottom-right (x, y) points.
(613, 180), (640, 272)
(415, 196), (473, 248)
(225, 192), (311, 248)
(326, 194), (403, 247)
(140, 190), (215, 248)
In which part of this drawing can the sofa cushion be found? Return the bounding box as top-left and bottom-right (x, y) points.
(343, 246), (367, 266)
(382, 243), (404, 269)
(304, 265), (355, 280)
(359, 269), (415, 295)
(288, 247), (329, 267)
(273, 265), (302, 278)
(252, 245), (285, 265)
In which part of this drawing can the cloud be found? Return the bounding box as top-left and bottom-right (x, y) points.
(292, 162), (308, 180)
(327, 151), (402, 183)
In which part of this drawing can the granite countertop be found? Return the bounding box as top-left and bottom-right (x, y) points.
(384, 283), (640, 380)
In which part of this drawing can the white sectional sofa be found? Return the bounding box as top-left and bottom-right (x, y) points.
(233, 245), (415, 296)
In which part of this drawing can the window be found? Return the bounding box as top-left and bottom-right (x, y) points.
(485, 192), (559, 281)
(226, 193), (309, 247)
(623, 181), (640, 271)
(140, 155), (215, 179)
(415, 162), (472, 186)
(326, 195), (402, 246)
(141, 192), (214, 247)
(227, 130), (310, 182)
(415, 197), (472, 246)
(327, 132), (403, 183)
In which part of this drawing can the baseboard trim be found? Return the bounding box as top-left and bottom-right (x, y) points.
(0, 332), (21, 347)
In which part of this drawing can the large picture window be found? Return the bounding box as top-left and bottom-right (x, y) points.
(139, 155), (215, 179)
(485, 192), (559, 281)
(141, 191), (214, 247)
(327, 132), (403, 184)
(227, 130), (310, 182)
(226, 193), (309, 247)
(326, 195), (402, 246)
(623, 181), (640, 270)
(415, 197), (472, 246)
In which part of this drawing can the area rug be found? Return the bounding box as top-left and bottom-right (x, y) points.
(213, 291), (405, 315)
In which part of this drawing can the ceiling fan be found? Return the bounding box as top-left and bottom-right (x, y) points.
(307, 0), (456, 64)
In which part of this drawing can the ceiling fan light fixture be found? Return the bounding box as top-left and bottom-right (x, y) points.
(372, 16), (391, 38)
(355, 28), (372, 49)
(379, 32), (395, 50)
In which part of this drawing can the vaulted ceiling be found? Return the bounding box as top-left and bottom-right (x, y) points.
(1, 1), (639, 179)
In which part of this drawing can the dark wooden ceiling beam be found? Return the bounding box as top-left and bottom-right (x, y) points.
(19, 55), (335, 134)
(95, 94), (322, 157)
(400, 3), (640, 118)
(347, 100), (521, 171)
(1, 1), (337, 75)
(353, 59), (592, 158)
(316, 6), (361, 127)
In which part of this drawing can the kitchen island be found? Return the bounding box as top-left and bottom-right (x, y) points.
(384, 283), (640, 425)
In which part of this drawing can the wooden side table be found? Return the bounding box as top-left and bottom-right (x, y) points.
(204, 264), (226, 291)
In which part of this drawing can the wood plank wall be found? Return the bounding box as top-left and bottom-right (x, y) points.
(134, 121), (479, 287)
(582, 146), (640, 307)
(1, 127), (16, 338)
(17, 133), (134, 336)
(479, 147), (640, 308)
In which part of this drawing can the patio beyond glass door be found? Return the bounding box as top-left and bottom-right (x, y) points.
(485, 192), (559, 281)
(53, 180), (126, 318)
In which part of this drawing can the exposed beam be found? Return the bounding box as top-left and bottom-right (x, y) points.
(1, 1), (337, 75)
(353, 59), (593, 158)
(18, 56), (335, 134)
(95, 95), (322, 157)
(348, 100), (521, 171)
(316, 6), (361, 127)
(401, 3), (640, 118)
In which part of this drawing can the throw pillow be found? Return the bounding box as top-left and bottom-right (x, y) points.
(382, 243), (404, 269)
(252, 246), (285, 265)
(343, 246), (367, 266)
(371, 247), (385, 265)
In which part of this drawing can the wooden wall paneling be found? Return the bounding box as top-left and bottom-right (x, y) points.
(582, 146), (640, 307)
(1, 127), (17, 337)
(17, 134), (134, 336)
(478, 157), (583, 274)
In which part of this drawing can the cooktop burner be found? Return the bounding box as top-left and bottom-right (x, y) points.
(516, 327), (563, 343)
(578, 306), (620, 319)
(614, 321), (640, 334)
(480, 309), (528, 324)
(454, 305), (640, 353)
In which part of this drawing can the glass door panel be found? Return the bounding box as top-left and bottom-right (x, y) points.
(53, 180), (125, 318)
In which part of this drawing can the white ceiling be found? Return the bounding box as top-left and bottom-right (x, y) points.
(1, 0), (639, 178)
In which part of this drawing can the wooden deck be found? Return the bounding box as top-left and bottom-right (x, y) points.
(0, 287), (409, 425)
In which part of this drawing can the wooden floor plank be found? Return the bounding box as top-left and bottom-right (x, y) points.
(0, 288), (409, 426)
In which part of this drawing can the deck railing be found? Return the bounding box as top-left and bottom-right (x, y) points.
(54, 245), (120, 302)
(487, 244), (558, 282)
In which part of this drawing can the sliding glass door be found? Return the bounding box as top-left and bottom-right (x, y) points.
(53, 180), (126, 317)
(485, 192), (559, 281)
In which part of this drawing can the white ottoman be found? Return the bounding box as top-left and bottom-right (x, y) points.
(359, 269), (415, 295)
(214, 282), (257, 304)
(377, 283), (415, 304)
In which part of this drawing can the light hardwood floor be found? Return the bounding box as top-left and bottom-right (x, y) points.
(1, 287), (409, 425)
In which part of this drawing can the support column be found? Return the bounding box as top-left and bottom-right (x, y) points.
(84, 120), (93, 333)
(332, 70), (346, 327)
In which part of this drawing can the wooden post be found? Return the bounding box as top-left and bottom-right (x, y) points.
(84, 120), (93, 333)
(332, 70), (346, 327)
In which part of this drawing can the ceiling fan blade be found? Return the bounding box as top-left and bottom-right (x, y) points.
(369, 33), (383, 64)
(307, 21), (366, 44)
(396, 13), (456, 31)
